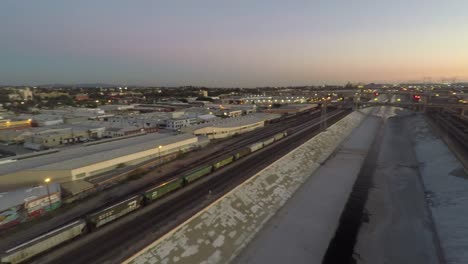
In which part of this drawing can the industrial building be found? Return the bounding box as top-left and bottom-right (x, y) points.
(22, 124), (107, 150)
(183, 113), (279, 139)
(263, 104), (318, 114)
(0, 133), (200, 190)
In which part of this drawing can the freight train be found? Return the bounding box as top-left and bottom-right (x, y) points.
(1, 131), (288, 264)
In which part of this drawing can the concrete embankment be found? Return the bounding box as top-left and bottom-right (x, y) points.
(407, 114), (468, 264)
(124, 109), (373, 264)
(235, 110), (381, 264)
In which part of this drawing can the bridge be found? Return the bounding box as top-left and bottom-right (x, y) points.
(325, 99), (468, 117)
(356, 101), (467, 111)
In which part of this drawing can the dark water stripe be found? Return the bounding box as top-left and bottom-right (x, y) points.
(322, 119), (384, 264)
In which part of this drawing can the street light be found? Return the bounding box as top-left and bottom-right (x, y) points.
(158, 145), (162, 164)
(44, 178), (53, 211)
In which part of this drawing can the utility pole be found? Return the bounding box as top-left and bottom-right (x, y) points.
(44, 178), (53, 211)
(320, 100), (328, 131)
(353, 92), (361, 111)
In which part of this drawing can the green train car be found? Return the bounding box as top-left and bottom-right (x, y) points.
(144, 178), (184, 202)
(274, 132), (285, 141)
(263, 137), (275, 146)
(213, 155), (234, 170)
(249, 142), (264, 153)
(235, 147), (251, 160)
(183, 165), (213, 183)
(87, 196), (143, 229)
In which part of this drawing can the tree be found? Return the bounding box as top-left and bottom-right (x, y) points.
(196, 96), (214, 102)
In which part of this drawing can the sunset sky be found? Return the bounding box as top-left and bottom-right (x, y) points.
(1, 0), (468, 86)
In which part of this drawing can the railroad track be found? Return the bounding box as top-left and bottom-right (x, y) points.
(86, 109), (325, 185)
(427, 111), (468, 150)
(165, 109), (325, 169)
(0, 109), (346, 260)
(33, 110), (349, 264)
(0, 110), (323, 243)
(124, 109), (344, 196)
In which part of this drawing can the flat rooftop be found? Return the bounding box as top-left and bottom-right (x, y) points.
(0, 133), (196, 174)
(189, 113), (280, 130)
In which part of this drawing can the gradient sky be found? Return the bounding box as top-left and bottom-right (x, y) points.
(1, 0), (468, 87)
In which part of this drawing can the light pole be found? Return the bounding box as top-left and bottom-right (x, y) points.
(44, 178), (53, 211)
(158, 145), (162, 164)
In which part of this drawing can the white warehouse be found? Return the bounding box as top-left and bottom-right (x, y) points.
(0, 133), (200, 190)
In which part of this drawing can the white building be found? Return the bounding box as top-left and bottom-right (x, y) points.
(0, 133), (200, 188)
(165, 118), (198, 130)
(32, 115), (64, 126)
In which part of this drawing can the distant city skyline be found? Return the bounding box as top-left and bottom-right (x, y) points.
(1, 0), (468, 87)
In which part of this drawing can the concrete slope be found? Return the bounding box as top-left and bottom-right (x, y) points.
(234, 114), (381, 264)
(124, 109), (372, 264)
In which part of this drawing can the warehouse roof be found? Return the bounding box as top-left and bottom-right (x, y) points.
(0, 133), (197, 174)
(189, 113), (280, 130)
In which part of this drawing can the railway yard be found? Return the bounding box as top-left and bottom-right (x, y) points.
(0, 106), (350, 264)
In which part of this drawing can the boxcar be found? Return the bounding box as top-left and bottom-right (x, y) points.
(249, 142), (264, 153)
(273, 132), (285, 141)
(1, 220), (86, 264)
(87, 196), (143, 228)
(235, 147), (251, 160)
(212, 155), (235, 170)
(144, 178), (184, 202)
(183, 165), (213, 183)
(263, 137), (275, 146)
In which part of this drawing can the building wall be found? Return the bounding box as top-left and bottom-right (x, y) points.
(193, 121), (264, 139)
(0, 169), (72, 189)
(0, 131), (32, 143)
(0, 136), (199, 187)
(26, 129), (89, 148)
(165, 118), (197, 130)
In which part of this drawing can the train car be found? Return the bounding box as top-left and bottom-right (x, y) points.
(144, 178), (184, 202)
(183, 165), (213, 183)
(249, 142), (264, 153)
(283, 131), (288, 137)
(87, 195), (143, 229)
(212, 155), (235, 170)
(234, 147), (251, 160)
(263, 137), (275, 146)
(1, 220), (86, 264)
(273, 132), (285, 141)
